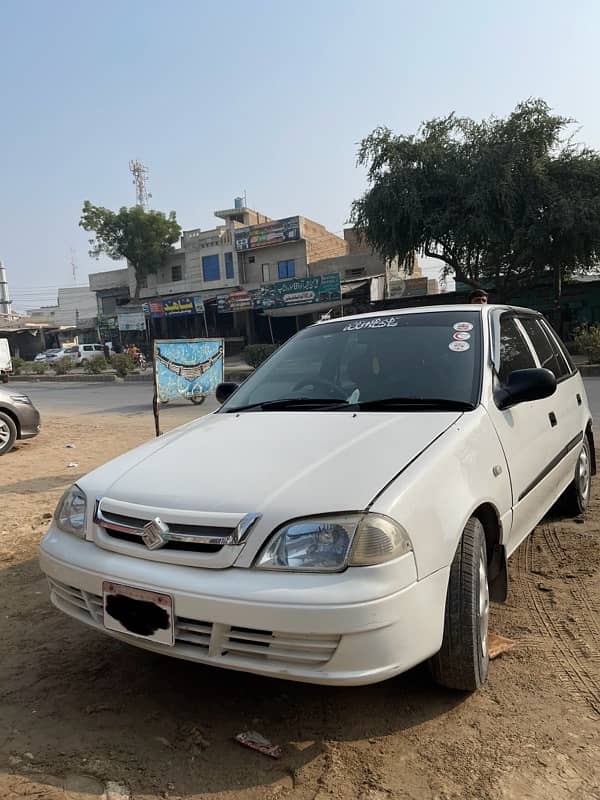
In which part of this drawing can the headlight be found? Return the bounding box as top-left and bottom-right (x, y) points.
(10, 394), (32, 404)
(55, 485), (87, 538)
(254, 513), (412, 572)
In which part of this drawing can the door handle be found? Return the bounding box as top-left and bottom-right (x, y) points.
(549, 412), (557, 427)
(576, 393), (582, 406)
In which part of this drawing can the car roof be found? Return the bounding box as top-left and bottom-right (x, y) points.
(316, 303), (541, 326)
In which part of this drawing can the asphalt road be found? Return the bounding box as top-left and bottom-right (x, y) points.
(8, 376), (600, 425)
(8, 379), (219, 423)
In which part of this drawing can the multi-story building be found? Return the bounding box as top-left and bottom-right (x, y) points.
(234, 215), (347, 286)
(27, 286), (98, 327)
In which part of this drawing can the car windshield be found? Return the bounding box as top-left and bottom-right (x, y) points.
(222, 311), (482, 412)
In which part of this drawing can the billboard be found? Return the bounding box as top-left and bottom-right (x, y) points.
(117, 311), (146, 331)
(153, 338), (224, 403)
(235, 217), (300, 252)
(148, 296), (205, 318)
(217, 273), (341, 313)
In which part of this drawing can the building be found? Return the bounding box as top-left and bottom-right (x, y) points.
(235, 215), (347, 286)
(27, 286), (98, 327)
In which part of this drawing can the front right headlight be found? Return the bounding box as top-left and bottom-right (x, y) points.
(254, 513), (412, 572)
(55, 485), (87, 538)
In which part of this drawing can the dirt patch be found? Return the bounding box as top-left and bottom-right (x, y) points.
(1, 414), (599, 799)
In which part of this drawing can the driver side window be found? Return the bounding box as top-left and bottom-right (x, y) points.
(498, 317), (536, 384)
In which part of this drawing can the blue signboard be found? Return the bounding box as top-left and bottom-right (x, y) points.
(154, 338), (224, 403)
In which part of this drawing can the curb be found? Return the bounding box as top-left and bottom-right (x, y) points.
(10, 374), (116, 383)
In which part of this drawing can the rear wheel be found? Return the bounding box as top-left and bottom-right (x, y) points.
(429, 517), (490, 691)
(1, 373), (8, 384)
(560, 437), (591, 516)
(190, 395), (205, 406)
(0, 412), (17, 455)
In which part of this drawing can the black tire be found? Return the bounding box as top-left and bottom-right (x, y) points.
(0, 411), (17, 455)
(560, 436), (592, 516)
(429, 517), (490, 691)
(1, 373), (8, 384)
(190, 395), (206, 406)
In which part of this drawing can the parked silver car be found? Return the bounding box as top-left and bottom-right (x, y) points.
(0, 387), (41, 455)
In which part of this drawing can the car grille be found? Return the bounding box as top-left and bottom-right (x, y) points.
(48, 578), (340, 668)
(97, 509), (230, 553)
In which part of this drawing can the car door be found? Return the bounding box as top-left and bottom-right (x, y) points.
(486, 311), (558, 555)
(518, 314), (585, 496)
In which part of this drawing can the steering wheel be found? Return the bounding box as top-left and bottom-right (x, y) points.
(292, 376), (342, 397)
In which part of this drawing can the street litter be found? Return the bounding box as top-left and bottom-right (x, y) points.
(66, 462), (79, 468)
(64, 443), (75, 448)
(488, 633), (516, 660)
(234, 731), (281, 759)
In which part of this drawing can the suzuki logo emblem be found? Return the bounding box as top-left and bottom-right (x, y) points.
(142, 517), (170, 550)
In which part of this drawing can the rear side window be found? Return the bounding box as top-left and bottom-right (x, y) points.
(497, 316), (536, 383)
(520, 317), (571, 380)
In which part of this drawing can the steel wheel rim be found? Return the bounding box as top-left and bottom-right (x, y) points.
(479, 550), (489, 660)
(0, 420), (10, 447)
(578, 446), (590, 501)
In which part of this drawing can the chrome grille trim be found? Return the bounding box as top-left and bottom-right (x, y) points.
(93, 500), (260, 547)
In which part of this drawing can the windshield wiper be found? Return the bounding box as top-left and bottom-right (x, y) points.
(225, 397), (350, 413)
(355, 397), (475, 411)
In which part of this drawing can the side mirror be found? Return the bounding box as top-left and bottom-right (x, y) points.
(495, 368), (556, 410)
(216, 382), (239, 404)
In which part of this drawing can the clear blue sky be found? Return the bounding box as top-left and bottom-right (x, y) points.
(2, 0), (600, 309)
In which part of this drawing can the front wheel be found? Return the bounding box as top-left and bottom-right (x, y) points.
(429, 517), (490, 691)
(1, 373), (8, 384)
(190, 395), (206, 406)
(0, 411), (17, 455)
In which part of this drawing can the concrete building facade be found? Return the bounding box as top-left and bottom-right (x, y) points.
(236, 216), (348, 286)
(28, 286), (98, 326)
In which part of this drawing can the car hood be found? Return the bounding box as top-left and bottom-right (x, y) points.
(83, 410), (461, 517)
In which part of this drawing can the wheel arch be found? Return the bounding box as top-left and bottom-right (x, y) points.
(0, 406), (21, 438)
(470, 502), (507, 603)
(585, 421), (596, 476)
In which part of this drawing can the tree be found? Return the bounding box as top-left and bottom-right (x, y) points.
(351, 99), (600, 300)
(79, 202), (181, 299)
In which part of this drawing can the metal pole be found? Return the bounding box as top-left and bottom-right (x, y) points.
(151, 344), (161, 437)
(268, 313), (275, 344)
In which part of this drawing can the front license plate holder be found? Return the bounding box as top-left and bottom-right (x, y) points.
(102, 581), (174, 646)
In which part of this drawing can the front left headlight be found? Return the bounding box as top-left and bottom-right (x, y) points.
(254, 513), (412, 572)
(55, 485), (87, 538)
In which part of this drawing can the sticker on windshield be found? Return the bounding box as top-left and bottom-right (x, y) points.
(453, 331), (471, 341)
(453, 322), (473, 332)
(343, 317), (398, 331)
(449, 341), (470, 352)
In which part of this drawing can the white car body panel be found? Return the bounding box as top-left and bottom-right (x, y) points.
(39, 304), (594, 685)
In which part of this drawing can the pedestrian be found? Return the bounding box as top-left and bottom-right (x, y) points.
(103, 343), (110, 360)
(469, 288), (488, 304)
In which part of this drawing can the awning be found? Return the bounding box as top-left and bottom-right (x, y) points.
(262, 299), (352, 318)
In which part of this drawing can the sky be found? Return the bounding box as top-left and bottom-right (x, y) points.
(2, 0), (600, 310)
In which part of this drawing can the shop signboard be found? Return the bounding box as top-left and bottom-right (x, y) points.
(217, 273), (341, 313)
(148, 296), (205, 318)
(153, 338), (224, 403)
(234, 217), (300, 252)
(117, 311), (146, 331)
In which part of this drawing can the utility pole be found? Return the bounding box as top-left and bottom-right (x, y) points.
(129, 160), (152, 208)
(70, 249), (79, 284)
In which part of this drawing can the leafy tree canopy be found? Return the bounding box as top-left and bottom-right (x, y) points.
(351, 99), (600, 298)
(80, 202), (181, 299)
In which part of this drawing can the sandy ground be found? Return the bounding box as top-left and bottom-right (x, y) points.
(0, 411), (599, 800)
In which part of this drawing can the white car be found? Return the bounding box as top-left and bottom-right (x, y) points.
(58, 343), (106, 362)
(39, 305), (594, 690)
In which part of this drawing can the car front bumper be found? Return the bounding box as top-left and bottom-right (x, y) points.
(16, 403), (41, 439)
(39, 525), (449, 686)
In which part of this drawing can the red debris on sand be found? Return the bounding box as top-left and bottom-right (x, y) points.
(235, 731), (282, 759)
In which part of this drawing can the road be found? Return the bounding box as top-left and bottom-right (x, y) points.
(10, 377), (600, 424)
(9, 379), (219, 423)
